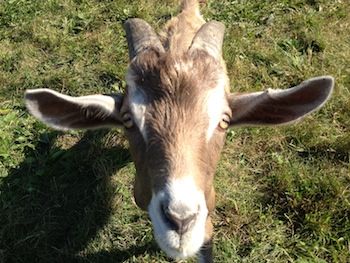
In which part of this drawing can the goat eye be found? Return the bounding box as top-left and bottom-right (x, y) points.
(218, 114), (230, 131)
(122, 113), (133, 129)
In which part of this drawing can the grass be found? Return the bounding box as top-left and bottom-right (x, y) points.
(0, 0), (349, 262)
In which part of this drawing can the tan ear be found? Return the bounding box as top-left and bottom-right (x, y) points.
(25, 89), (123, 130)
(229, 76), (334, 126)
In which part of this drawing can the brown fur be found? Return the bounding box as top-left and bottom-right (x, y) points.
(123, 0), (229, 245)
(126, 48), (227, 209)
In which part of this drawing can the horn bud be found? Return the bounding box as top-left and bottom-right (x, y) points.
(190, 21), (225, 59)
(124, 18), (164, 60)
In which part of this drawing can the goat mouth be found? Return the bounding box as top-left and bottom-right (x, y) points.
(152, 230), (205, 260)
(148, 201), (207, 259)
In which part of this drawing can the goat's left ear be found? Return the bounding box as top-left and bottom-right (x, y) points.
(229, 76), (334, 126)
(25, 88), (124, 130)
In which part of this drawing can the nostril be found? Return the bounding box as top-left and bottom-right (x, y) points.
(164, 209), (182, 231)
(161, 205), (197, 234)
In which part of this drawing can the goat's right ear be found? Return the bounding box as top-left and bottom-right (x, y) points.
(25, 89), (124, 130)
(228, 76), (334, 126)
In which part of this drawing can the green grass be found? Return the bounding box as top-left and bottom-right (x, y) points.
(0, 0), (349, 262)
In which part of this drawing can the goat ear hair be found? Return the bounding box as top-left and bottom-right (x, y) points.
(189, 21), (225, 59)
(124, 18), (165, 60)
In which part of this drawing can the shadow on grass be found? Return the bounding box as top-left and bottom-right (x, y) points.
(0, 130), (156, 263)
(77, 243), (160, 263)
(296, 145), (350, 164)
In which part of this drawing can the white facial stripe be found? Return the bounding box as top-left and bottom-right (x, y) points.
(206, 76), (227, 141)
(148, 177), (208, 259)
(126, 74), (148, 140)
(166, 177), (206, 214)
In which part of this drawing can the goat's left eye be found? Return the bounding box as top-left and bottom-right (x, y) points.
(218, 114), (230, 131)
(122, 113), (133, 129)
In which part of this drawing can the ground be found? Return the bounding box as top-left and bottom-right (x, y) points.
(0, 0), (349, 262)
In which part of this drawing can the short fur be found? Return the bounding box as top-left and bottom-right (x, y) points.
(125, 48), (226, 212)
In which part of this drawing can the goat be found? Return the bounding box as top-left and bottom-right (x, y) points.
(24, 0), (334, 262)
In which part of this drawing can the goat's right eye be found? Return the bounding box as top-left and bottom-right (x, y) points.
(122, 113), (133, 129)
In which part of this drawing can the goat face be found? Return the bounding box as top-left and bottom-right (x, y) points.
(123, 49), (229, 258)
(24, 0), (334, 261)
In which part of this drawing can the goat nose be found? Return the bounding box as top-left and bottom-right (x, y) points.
(162, 205), (197, 234)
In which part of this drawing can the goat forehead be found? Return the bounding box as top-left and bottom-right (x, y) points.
(130, 57), (224, 102)
(129, 51), (223, 91)
(126, 52), (228, 140)
(144, 99), (209, 147)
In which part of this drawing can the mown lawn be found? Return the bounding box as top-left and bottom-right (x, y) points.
(0, 0), (349, 262)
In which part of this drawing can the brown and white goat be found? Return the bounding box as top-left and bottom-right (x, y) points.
(25, 0), (334, 262)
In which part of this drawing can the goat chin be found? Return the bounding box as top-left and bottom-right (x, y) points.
(154, 229), (205, 259)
